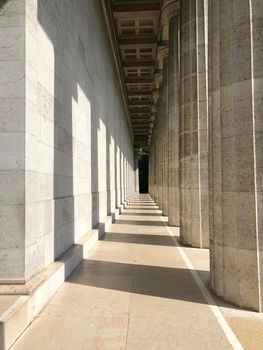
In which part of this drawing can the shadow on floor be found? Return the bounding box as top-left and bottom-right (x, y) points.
(68, 259), (210, 305)
(68, 259), (242, 310)
(129, 202), (155, 204)
(128, 205), (156, 207)
(102, 232), (176, 246)
(124, 207), (159, 211)
(123, 212), (160, 217)
(115, 220), (166, 227)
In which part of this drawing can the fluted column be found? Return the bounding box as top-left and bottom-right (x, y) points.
(180, 0), (209, 247)
(157, 92), (163, 210)
(209, 0), (263, 311)
(162, 58), (169, 215)
(168, 13), (180, 226)
(151, 93), (159, 205)
(158, 1), (180, 219)
(150, 107), (158, 201)
(134, 152), (139, 193)
(154, 45), (168, 211)
(148, 128), (156, 198)
(149, 144), (153, 197)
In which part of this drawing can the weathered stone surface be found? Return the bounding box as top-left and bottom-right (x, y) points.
(0, 0), (135, 288)
(209, 0), (263, 311)
(1, 0), (263, 317)
(162, 58), (169, 216)
(168, 15), (180, 226)
(179, 0), (209, 248)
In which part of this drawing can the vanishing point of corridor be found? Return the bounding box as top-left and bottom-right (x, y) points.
(12, 195), (251, 350)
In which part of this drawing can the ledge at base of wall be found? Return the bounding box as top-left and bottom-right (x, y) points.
(0, 199), (131, 350)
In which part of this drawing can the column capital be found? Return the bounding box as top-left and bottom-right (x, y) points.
(151, 104), (157, 114)
(152, 90), (160, 104)
(157, 44), (168, 70)
(161, 0), (180, 41)
(162, 0), (180, 22)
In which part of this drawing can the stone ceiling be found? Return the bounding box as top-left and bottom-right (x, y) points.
(102, 0), (162, 148)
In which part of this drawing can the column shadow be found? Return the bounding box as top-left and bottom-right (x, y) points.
(68, 259), (209, 305)
(115, 220), (166, 227)
(102, 232), (176, 246)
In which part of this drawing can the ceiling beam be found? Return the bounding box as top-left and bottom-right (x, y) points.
(127, 91), (153, 96)
(133, 125), (150, 129)
(113, 4), (160, 12)
(133, 127), (149, 129)
(130, 108), (151, 113)
(129, 101), (152, 106)
(122, 60), (154, 67)
(131, 116), (151, 119)
(119, 37), (157, 45)
(132, 116), (151, 119)
(133, 123), (150, 126)
(131, 117), (151, 121)
(132, 120), (151, 123)
(126, 77), (154, 84)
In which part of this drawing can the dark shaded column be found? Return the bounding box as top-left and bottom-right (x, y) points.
(168, 14), (180, 226)
(162, 58), (169, 215)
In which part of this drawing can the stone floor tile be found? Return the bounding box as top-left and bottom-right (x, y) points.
(12, 194), (253, 350)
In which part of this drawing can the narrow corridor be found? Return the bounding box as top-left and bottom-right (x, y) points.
(12, 195), (248, 349)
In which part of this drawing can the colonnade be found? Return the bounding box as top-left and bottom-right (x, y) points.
(148, 0), (263, 312)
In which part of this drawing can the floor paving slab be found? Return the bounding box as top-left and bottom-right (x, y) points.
(11, 194), (263, 349)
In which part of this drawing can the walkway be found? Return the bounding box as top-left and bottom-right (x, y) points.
(11, 194), (256, 349)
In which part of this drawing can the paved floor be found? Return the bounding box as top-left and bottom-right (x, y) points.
(12, 194), (263, 349)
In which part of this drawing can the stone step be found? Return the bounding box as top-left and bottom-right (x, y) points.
(0, 202), (128, 350)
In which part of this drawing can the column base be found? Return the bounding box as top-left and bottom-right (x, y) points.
(0, 275), (44, 295)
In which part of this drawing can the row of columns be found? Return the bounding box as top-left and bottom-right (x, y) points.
(148, 0), (263, 312)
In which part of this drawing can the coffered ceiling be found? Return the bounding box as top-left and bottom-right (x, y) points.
(103, 0), (162, 148)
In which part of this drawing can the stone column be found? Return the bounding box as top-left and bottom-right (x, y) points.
(149, 110), (156, 201)
(134, 152), (139, 193)
(150, 106), (157, 202)
(0, 0), (58, 293)
(0, 0), (27, 291)
(162, 1), (180, 226)
(155, 45), (168, 213)
(156, 98), (163, 209)
(149, 126), (156, 200)
(162, 58), (169, 215)
(153, 128), (157, 201)
(148, 138), (153, 197)
(209, 0), (263, 311)
(152, 111), (158, 204)
(179, 0), (209, 248)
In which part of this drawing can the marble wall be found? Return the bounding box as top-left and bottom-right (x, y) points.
(0, 0), (135, 286)
(0, 0), (26, 284)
